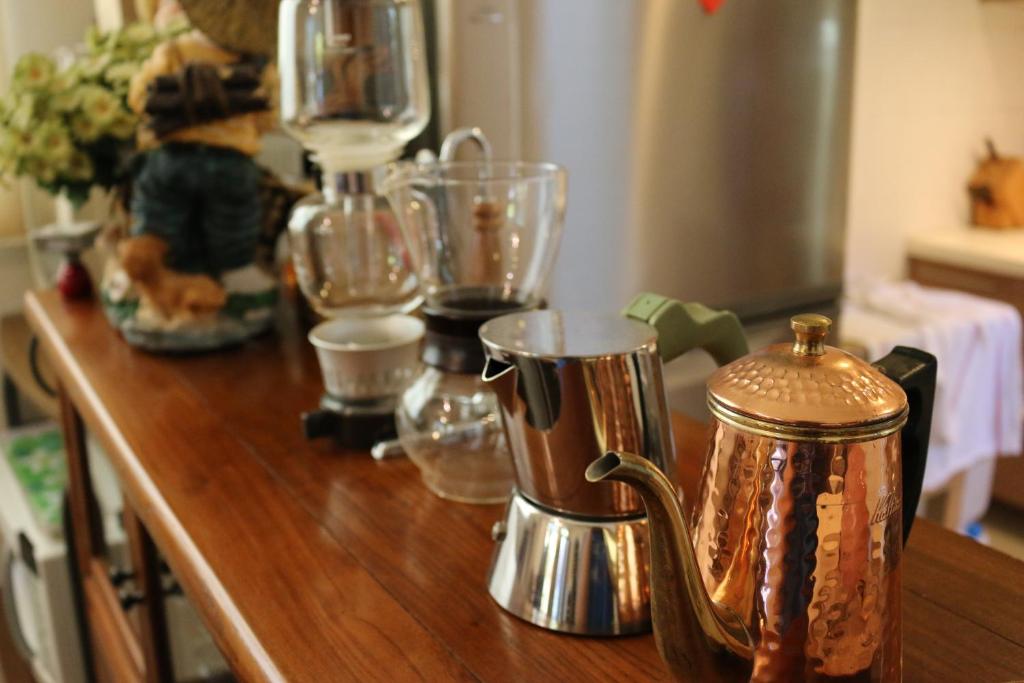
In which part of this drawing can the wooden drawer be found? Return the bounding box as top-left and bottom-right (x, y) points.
(908, 258), (1024, 315)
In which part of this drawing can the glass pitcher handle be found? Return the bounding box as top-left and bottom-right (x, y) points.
(623, 292), (749, 365)
(874, 346), (937, 545)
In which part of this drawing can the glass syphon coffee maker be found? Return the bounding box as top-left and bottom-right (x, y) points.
(380, 151), (567, 502)
(278, 0), (430, 447)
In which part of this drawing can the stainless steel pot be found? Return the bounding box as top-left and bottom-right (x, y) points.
(478, 294), (749, 635)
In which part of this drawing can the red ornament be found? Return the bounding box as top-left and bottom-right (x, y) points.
(700, 0), (725, 14)
(56, 257), (93, 300)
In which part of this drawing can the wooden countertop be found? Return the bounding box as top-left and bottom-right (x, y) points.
(907, 226), (1024, 278)
(25, 290), (1024, 682)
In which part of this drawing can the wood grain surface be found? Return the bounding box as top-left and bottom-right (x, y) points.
(26, 290), (1024, 683)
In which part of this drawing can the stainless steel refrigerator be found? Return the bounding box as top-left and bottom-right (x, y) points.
(432, 0), (857, 410)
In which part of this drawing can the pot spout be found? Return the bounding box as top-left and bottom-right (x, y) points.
(481, 356), (517, 413)
(586, 451), (753, 680)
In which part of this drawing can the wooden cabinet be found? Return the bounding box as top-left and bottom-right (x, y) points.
(26, 290), (1024, 681)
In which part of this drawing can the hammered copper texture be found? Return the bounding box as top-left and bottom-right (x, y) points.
(708, 344), (907, 427)
(692, 419), (903, 682)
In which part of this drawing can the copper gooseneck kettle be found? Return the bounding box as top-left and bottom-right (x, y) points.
(588, 311), (936, 682)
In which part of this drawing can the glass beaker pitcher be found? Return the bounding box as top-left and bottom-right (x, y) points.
(379, 159), (567, 502)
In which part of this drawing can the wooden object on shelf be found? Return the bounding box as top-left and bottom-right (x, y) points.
(909, 255), (1024, 511)
(968, 140), (1024, 229)
(26, 289), (1024, 682)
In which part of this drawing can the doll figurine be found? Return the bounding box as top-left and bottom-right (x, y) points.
(127, 19), (276, 278)
(102, 0), (283, 350)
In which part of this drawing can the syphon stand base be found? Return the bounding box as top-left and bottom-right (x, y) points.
(487, 491), (652, 636)
(302, 394), (397, 450)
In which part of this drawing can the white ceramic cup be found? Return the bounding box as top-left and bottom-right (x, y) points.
(308, 315), (425, 401)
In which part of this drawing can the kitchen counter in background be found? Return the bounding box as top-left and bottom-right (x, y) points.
(26, 290), (1024, 682)
(908, 225), (1024, 280)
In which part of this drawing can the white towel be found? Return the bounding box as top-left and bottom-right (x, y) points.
(841, 281), (1022, 492)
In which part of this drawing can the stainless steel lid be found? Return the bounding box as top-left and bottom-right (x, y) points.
(479, 310), (658, 359)
(707, 314), (908, 441)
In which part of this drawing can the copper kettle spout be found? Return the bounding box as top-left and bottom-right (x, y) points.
(586, 451), (754, 680)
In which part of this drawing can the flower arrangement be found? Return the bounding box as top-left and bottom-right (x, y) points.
(0, 20), (187, 206)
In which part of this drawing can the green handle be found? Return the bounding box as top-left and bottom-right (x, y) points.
(623, 292), (749, 365)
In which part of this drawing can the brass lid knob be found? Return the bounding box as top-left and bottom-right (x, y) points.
(791, 314), (831, 356)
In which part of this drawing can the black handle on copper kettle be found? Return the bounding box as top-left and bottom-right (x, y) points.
(873, 346), (937, 545)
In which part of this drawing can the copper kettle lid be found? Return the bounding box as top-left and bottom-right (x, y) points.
(707, 314), (908, 440)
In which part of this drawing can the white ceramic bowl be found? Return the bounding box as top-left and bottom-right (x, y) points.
(309, 315), (425, 400)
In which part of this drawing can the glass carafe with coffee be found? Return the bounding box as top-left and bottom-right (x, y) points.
(381, 145), (566, 503)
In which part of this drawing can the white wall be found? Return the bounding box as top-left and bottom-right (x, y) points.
(844, 0), (1024, 284)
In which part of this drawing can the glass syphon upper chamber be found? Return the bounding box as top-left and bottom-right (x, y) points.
(278, 0), (431, 173)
